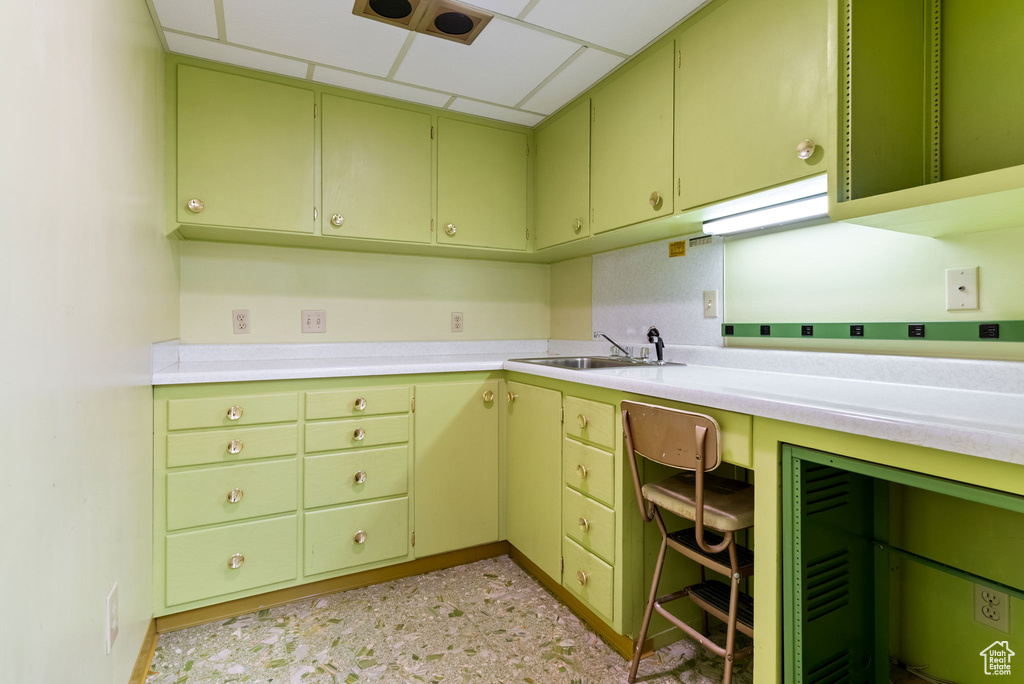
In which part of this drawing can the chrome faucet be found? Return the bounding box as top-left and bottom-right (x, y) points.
(593, 331), (634, 359)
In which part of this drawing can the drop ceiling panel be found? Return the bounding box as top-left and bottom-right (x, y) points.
(222, 0), (408, 77)
(463, 0), (534, 17)
(313, 66), (451, 108)
(394, 18), (578, 106)
(165, 33), (310, 79)
(448, 99), (544, 126)
(152, 0), (219, 39)
(521, 47), (624, 115)
(524, 0), (706, 54)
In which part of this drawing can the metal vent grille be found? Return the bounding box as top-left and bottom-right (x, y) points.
(806, 549), (851, 623)
(807, 649), (853, 684)
(803, 465), (852, 516)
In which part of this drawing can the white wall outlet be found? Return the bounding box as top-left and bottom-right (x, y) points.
(975, 584), (1010, 633)
(703, 290), (720, 319)
(946, 266), (979, 311)
(451, 312), (464, 333)
(232, 309), (250, 334)
(105, 583), (119, 654)
(301, 310), (326, 334)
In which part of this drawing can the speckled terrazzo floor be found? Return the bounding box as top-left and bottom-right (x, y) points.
(148, 556), (752, 684)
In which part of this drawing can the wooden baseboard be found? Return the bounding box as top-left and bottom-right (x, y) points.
(128, 617), (158, 684)
(157, 541), (511, 633)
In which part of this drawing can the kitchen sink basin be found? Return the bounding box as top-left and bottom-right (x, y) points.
(510, 356), (684, 370)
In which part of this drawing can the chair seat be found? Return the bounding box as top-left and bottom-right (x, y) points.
(642, 472), (754, 531)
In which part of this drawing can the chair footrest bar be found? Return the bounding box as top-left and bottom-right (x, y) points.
(687, 580), (754, 635)
(668, 527), (754, 575)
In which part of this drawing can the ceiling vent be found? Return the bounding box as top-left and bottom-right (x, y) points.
(353, 0), (492, 45)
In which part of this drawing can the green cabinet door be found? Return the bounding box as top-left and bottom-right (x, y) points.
(590, 42), (675, 234)
(535, 100), (591, 250)
(321, 95), (432, 243)
(176, 65), (315, 233)
(437, 118), (528, 251)
(413, 381), (500, 556)
(675, 0), (826, 210)
(506, 381), (563, 580)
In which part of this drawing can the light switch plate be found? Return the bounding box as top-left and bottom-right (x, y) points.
(946, 267), (979, 311)
(301, 310), (326, 333)
(703, 290), (719, 319)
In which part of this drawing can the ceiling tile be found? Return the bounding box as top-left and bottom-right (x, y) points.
(152, 0), (219, 39)
(222, 0), (408, 77)
(313, 67), (451, 107)
(394, 18), (578, 106)
(448, 99), (543, 126)
(524, 0), (706, 54)
(521, 47), (623, 114)
(463, 0), (534, 17)
(165, 33), (310, 79)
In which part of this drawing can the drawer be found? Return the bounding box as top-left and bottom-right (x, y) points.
(304, 497), (409, 576)
(166, 459), (297, 531)
(563, 438), (615, 507)
(305, 386), (411, 420)
(562, 536), (614, 621)
(166, 425), (298, 468)
(304, 445), (408, 509)
(562, 487), (615, 564)
(305, 414), (410, 454)
(563, 396), (615, 450)
(167, 393), (297, 430)
(165, 515), (297, 606)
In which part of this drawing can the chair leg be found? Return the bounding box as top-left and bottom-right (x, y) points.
(698, 565), (709, 637)
(628, 535), (668, 683)
(721, 572), (741, 684)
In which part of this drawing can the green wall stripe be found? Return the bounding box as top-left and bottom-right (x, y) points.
(722, 320), (1024, 341)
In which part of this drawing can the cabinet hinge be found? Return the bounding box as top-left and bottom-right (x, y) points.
(677, 50), (682, 69)
(590, 207), (595, 223)
(411, 397), (416, 413)
(314, 104), (318, 119)
(313, 206), (318, 221)
(430, 125), (434, 139)
(411, 531), (416, 547)
(560, 407), (564, 423)
(591, 107), (596, 123)
(678, 178), (681, 196)
(526, 228), (529, 240)
(561, 557), (564, 575)
(526, 143), (530, 157)
(430, 219), (434, 234)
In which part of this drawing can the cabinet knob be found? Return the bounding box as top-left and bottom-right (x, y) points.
(649, 191), (662, 208)
(227, 440), (244, 455)
(353, 397), (366, 411)
(354, 470), (367, 484)
(482, 390), (494, 403)
(187, 198), (205, 213)
(577, 414), (589, 429)
(576, 464), (588, 480)
(227, 553), (245, 570)
(353, 530), (367, 544)
(578, 517), (590, 533)
(576, 570), (588, 586)
(796, 139), (816, 160)
(226, 405), (243, 421)
(573, 218), (583, 234)
(507, 392), (518, 404)
(353, 428), (365, 441)
(444, 223), (456, 236)
(226, 488), (244, 503)
(331, 213), (345, 227)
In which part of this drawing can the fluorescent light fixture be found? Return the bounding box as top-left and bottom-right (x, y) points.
(702, 175), (829, 236)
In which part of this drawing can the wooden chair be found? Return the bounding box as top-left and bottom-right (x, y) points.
(622, 401), (754, 684)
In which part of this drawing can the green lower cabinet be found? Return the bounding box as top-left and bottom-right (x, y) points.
(413, 380), (500, 557)
(562, 536), (615, 622)
(506, 381), (563, 580)
(166, 459), (298, 531)
(305, 414), (410, 453)
(304, 445), (409, 509)
(304, 497), (410, 576)
(563, 486), (616, 565)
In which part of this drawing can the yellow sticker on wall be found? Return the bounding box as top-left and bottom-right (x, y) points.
(668, 240), (687, 257)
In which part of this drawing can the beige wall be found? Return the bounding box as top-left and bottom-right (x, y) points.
(180, 242), (550, 343)
(0, 1), (179, 681)
(549, 257), (593, 340)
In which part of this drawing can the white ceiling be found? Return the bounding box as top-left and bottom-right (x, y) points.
(149, 0), (708, 127)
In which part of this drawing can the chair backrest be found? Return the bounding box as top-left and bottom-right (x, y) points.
(621, 401), (722, 472)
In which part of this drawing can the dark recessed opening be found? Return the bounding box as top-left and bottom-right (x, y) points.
(434, 11), (474, 35)
(369, 0), (413, 19)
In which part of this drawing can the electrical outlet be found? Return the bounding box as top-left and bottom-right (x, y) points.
(451, 312), (464, 333)
(301, 310), (326, 334)
(975, 583), (1010, 633)
(703, 290), (719, 319)
(232, 309), (250, 334)
(106, 583), (119, 654)
(946, 266), (979, 310)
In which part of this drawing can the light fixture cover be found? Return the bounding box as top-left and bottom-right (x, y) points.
(702, 175), (829, 235)
(353, 0), (492, 45)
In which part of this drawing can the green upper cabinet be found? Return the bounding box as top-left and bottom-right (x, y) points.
(176, 65), (315, 234)
(675, 0), (826, 211)
(413, 381), (500, 557)
(437, 118), (529, 251)
(321, 95), (432, 243)
(506, 382), (563, 581)
(590, 41), (675, 234)
(535, 100), (591, 250)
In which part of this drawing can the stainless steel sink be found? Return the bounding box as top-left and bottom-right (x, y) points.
(510, 356), (683, 370)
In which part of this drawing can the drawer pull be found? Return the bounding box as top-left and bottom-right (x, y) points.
(353, 397), (366, 411)
(331, 213), (345, 227)
(227, 553), (245, 570)
(576, 464), (588, 480)
(507, 392), (518, 404)
(354, 470), (367, 485)
(187, 198), (205, 213)
(576, 569), (588, 586)
(353, 428), (365, 441)
(573, 218), (583, 234)
(226, 405), (243, 421)
(353, 530), (367, 544)
(227, 440), (244, 455)
(482, 390), (494, 403)
(578, 517), (590, 533)
(796, 138), (816, 160)
(577, 414), (589, 429)
(649, 191), (662, 207)
(226, 488), (244, 503)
